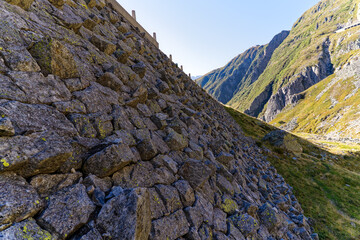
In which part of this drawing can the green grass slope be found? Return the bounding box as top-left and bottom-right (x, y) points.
(271, 55), (360, 142)
(228, 0), (360, 118)
(226, 106), (360, 240)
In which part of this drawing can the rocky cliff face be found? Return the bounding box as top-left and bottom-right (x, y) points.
(197, 31), (289, 105)
(262, 39), (334, 122)
(244, 83), (273, 118)
(0, 0), (316, 239)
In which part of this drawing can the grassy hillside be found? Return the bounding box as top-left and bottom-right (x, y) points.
(271, 56), (360, 142)
(197, 45), (264, 104)
(226, 106), (360, 240)
(228, 0), (360, 117)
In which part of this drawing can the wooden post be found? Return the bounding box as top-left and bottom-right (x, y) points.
(132, 10), (136, 20)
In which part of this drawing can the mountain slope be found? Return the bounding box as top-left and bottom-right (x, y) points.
(227, 107), (360, 240)
(0, 0), (316, 239)
(197, 30), (289, 104)
(271, 55), (360, 143)
(261, 1), (360, 146)
(230, 0), (359, 121)
(202, 0), (360, 124)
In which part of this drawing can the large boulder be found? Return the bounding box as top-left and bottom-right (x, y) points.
(0, 131), (73, 177)
(5, 0), (34, 10)
(179, 159), (214, 189)
(6, 71), (71, 104)
(228, 222), (246, 240)
(165, 129), (188, 151)
(216, 151), (234, 166)
(83, 143), (137, 177)
(229, 213), (259, 237)
(220, 194), (239, 215)
(30, 173), (82, 197)
(150, 210), (189, 240)
(96, 188), (151, 240)
(263, 130), (303, 156)
(0, 46), (40, 72)
(136, 138), (158, 161)
(0, 173), (43, 231)
(90, 34), (116, 55)
(155, 184), (182, 214)
(148, 188), (167, 219)
(131, 61), (147, 78)
(213, 208), (227, 233)
(53, 100), (87, 114)
(262, 130), (287, 147)
(37, 184), (95, 239)
(126, 85), (148, 107)
(258, 202), (281, 231)
(29, 38), (80, 79)
(283, 134), (303, 156)
(173, 180), (195, 207)
(112, 160), (176, 188)
(184, 193), (214, 230)
(96, 72), (124, 92)
(0, 101), (77, 137)
(73, 82), (121, 114)
(82, 174), (112, 193)
(0, 218), (53, 239)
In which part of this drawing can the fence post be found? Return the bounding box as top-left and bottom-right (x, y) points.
(132, 10), (136, 20)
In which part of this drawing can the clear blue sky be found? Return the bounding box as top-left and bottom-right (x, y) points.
(119, 0), (320, 76)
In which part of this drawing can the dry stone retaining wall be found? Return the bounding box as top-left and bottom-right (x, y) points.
(0, 0), (316, 239)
